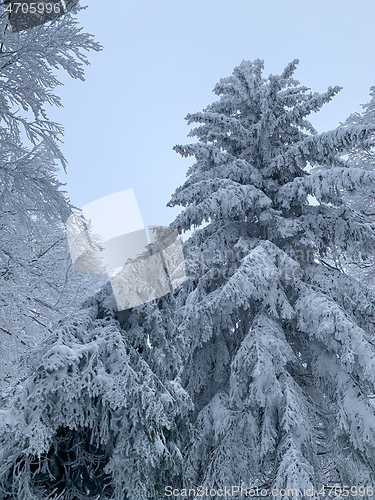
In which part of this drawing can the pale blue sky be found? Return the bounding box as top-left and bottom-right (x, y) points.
(51, 0), (375, 229)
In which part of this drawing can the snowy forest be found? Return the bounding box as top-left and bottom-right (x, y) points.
(1, 3), (375, 500)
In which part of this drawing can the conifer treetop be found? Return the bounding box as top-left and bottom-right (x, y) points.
(170, 59), (375, 224)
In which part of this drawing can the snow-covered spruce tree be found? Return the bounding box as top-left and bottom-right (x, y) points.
(0, 4), (103, 386)
(168, 59), (375, 494)
(0, 286), (191, 499)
